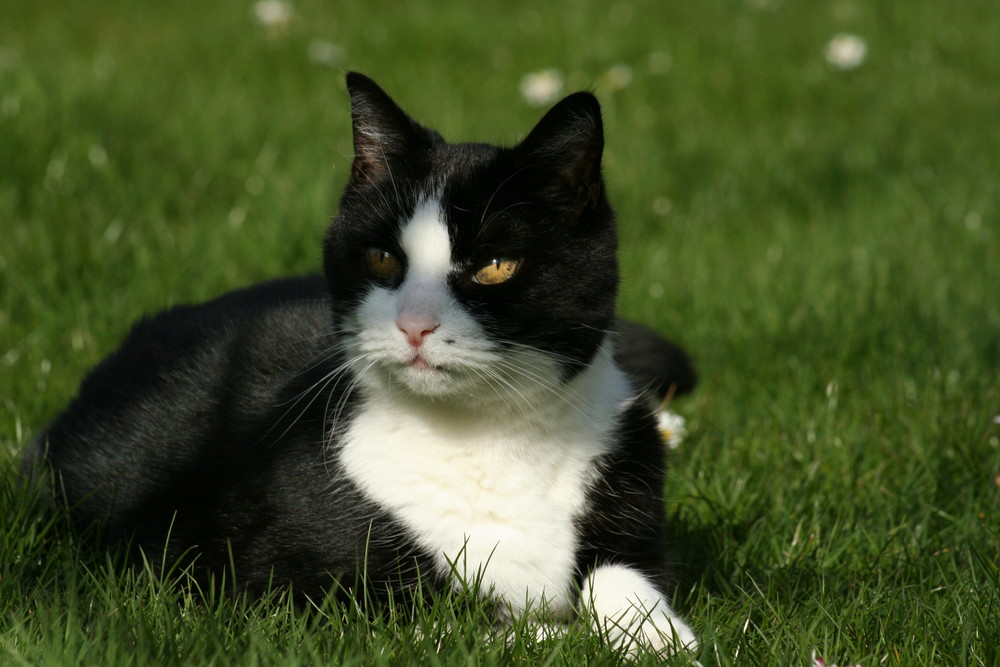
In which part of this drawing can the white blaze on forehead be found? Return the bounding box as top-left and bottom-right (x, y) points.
(400, 199), (452, 281)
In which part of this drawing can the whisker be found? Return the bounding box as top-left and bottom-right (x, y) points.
(325, 357), (378, 441)
(259, 356), (362, 447)
(490, 357), (606, 431)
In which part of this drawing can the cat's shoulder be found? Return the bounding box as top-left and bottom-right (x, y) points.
(127, 275), (330, 340)
(47, 275), (336, 448)
(27, 275), (341, 489)
(90, 275), (330, 373)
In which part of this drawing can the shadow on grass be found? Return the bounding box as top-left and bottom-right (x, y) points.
(665, 494), (774, 601)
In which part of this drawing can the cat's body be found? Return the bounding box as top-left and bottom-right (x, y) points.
(24, 74), (697, 655)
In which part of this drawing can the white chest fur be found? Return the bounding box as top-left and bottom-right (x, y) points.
(338, 350), (631, 616)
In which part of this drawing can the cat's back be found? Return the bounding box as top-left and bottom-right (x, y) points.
(25, 276), (338, 523)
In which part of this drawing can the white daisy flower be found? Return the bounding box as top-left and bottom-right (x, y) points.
(604, 63), (633, 90)
(825, 33), (867, 70)
(87, 145), (108, 169)
(519, 69), (564, 106)
(813, 650), (862, 667)
(308, 39), (343, 66)
(655, 408), (687, 449)
(253, 0), (293, 29)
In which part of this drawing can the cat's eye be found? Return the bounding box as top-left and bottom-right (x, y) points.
(364, 247), (404, 282)
(472, 258), (521, 286)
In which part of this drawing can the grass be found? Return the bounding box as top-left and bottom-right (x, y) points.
(2, 0), (999, 664)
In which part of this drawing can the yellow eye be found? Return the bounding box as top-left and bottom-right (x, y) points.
(473, 258), (521, 285)
(364, 247), (404, 282)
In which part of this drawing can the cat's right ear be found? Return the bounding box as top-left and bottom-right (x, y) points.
(345, 73), (434, 185)
(514, 92), (606, 217)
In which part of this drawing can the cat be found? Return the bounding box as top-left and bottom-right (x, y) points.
(22, 73), (698, 656)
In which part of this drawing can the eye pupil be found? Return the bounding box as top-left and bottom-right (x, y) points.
(473, 258), (521, 285)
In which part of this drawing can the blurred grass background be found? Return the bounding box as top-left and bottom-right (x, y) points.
(2, 0), (999, 664)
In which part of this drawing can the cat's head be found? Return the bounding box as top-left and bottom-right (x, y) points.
(323, 73), (618, 407)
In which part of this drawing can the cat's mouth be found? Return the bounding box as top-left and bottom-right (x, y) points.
(407, 353), (443, 373)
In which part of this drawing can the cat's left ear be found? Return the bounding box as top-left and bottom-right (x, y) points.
(345, 73), (436, 185)
(515, 92), (605, 215)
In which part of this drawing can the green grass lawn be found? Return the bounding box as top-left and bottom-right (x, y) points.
(2, 0), (998, 664)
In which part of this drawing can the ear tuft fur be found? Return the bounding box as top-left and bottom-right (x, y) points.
(345, 73), (436, 185)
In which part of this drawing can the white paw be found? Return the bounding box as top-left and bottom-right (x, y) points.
(628, 609), (699, 656)
(600, 605), (699, 659)
(530, 621), (570, 643)
(582, 563), (699, 659)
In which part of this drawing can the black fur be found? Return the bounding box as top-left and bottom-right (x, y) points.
(25, 276), (436, 600)
(24, 74), (695, 610)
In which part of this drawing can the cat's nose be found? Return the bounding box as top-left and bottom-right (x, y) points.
(397, 312), (440, 348)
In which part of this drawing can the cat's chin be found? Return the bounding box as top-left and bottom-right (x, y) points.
(374, 360), (467, 400)
(400, 362), (453, 396)
(367, 359), (514, 410)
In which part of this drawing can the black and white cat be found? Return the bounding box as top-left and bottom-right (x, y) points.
(24, 73), (697, 655)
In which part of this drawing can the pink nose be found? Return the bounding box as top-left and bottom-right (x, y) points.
(397, 312), (439, 348)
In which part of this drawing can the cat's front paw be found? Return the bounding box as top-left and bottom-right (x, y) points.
(582, 563), (699, 659)
(607, 608), (699, 659)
